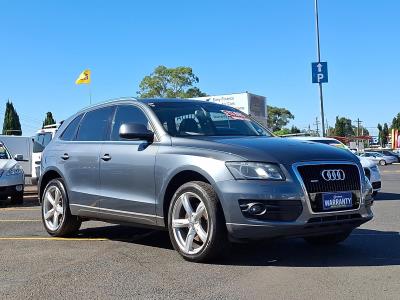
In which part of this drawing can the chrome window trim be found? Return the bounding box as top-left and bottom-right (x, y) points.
(292, 161), (363, 215)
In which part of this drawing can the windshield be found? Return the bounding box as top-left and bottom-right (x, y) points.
(147, 102), (271, 137)
(0, 144), (10, 159)
(33, 132), (53, 153)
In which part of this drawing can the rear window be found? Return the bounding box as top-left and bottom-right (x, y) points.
(60, 114), (83, 141)
(76, 106), (115, 141)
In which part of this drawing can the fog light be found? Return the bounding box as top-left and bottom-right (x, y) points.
(15, 185), (23, 192)
(248, 203), (266, 215)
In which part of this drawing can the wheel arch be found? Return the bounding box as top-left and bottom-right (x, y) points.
(39, 168), (65, 203)
(161, 168), (224, 227)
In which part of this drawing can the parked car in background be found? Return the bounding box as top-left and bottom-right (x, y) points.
(289, 136), (382, 196)
(0, 135), (32, 184)
(32, 124), (60, 185)
(365, 149), (400, 163)
(39, 98), (373, 262)
(360, 152), (397, 166)
(359, 157), (381, 197)
(0, 142), (25, 204)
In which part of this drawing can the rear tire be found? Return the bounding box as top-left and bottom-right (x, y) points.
(379, 160), (386, 166)
(304, 231), (351, 245)
(168, 181), (228, 262)
(9, 191), (24, 205)
(41, 178), (81, 237)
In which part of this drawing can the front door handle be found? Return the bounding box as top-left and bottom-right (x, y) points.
(61, 153), (69, 160)
(101, 154), (112, 161)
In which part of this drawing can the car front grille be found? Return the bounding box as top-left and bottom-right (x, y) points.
(296, 163), (361, 213)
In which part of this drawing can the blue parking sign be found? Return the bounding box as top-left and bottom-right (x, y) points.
(312, 62), (328, 83)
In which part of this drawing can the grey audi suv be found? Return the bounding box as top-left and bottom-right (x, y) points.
(39, 98), (373, 262)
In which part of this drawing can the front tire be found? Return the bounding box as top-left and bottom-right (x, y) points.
(379, 160), (386, 166)
(41, 178), (81, 237)
(304, 231), (351, 245)
(168, 181), (228, 262)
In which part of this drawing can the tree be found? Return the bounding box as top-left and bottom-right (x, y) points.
(391, 113), (400, 130)
(267, 106), (295, 132)
(333, 116), (354, 137)
(137, 65), (207, 98)
(383, 123), (389, 146)
(42, 112), (56, 128)
(377, 123), (389, 146)
(273, 128), (291, 136)
(290, 126), (301, 134)
(2, 100), (22, 136)
(377, 123), (383, 145)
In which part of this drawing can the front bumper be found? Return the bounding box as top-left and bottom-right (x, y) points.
(215, 175), (373, 241)
(0, 173), (25, 200)
(0, 185), (24, 200)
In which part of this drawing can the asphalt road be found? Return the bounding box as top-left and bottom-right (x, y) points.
(1, 165), (400, 299)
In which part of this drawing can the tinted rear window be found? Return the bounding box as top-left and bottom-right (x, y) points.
(60, 114), (83, 141)
(76, 107), (115, 141)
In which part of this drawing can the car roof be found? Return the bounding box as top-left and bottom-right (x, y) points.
(78, 97), (222, 113)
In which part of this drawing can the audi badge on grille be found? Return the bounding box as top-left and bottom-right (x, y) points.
(321, 169), (346, 181)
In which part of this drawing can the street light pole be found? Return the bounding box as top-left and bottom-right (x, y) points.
(314, 0), (326, 137)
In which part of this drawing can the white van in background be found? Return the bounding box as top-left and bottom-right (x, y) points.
(31, 124), (59, 185)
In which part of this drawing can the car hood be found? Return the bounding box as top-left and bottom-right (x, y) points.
(172, 136), (360, 167)
(0, 159), (16, 171)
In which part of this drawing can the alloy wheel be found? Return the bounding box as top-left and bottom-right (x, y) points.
(43, 186), (64, 231)
(171, 192), (210, 255)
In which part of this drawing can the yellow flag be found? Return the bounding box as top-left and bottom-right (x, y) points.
(75, 69), (91, 84)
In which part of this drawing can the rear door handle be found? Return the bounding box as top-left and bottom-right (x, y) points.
(101, 154), (112, 161)
(61, 153), (69, 160)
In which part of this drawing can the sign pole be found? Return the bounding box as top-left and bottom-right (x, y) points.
(314, 0), (326, 137)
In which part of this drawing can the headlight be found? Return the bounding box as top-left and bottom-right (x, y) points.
(226, 162), (285, 180)
(6, 164), (24, 176)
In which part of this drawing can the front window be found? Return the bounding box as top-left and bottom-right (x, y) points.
(147, 102), (271, 137)
(33, 132), (53, 153)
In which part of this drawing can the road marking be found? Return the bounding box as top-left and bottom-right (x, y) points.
(352, 233), (400, 236)
(381, 170), (400, 173)
(0, 237), (108, 241)
(0, 219), (41, 222)
(0, 207), (40, 211)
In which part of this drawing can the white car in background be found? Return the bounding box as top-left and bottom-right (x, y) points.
(359, 152), (397, 166)
(359, 157), (381, 197)
(0, 142), (25, 204)
(289, 136), (382, 197)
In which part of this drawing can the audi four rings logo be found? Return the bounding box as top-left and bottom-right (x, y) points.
(321, 169), (346, 181)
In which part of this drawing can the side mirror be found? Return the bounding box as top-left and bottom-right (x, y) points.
(14, 154), (24, 161)
(119, 123), (154, 142)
